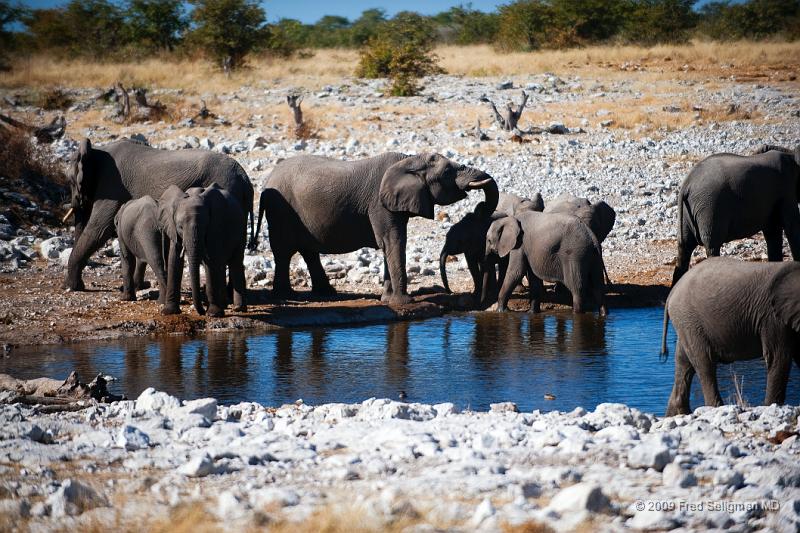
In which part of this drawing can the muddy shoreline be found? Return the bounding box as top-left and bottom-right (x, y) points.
(0, 259), (672, 348)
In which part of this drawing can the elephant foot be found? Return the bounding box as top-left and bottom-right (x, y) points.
(387, 293), (413, 305)
(207, 305), (225, 318)
(63, 278), (86, 292)
(529, 302), (541, 313)
(664, 403), (689, 417)
(271, 285), (296, 300)
(161, 304), (181, 315)
(120, 292), (136, 302)
(136, 280), (152, 290)
(311, 284), (337, 298)
(231, 305), (247, 313)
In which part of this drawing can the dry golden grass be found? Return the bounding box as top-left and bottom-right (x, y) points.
(2, 41), (798, 92)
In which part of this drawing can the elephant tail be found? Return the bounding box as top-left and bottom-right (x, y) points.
(251, 191), (267, 251)
(660, 303), (670, 360)
(439, 247), (452, 293)
(247, 202), (256, 251)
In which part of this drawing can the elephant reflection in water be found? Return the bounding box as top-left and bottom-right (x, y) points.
(272, 329), (330, 402)
(385, 321), (411, 396)
(206, 334), (250, 393)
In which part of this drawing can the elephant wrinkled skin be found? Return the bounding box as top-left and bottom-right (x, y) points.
(662, 257), (800, 416)
(255, 152), (499, 304)
(114, 196), (167, 304)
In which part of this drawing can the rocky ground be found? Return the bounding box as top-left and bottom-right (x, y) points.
(0, 388), (799, 531)
(1, 69), (798, 344)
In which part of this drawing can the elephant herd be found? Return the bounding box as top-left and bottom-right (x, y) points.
(62, 136), (800, 414)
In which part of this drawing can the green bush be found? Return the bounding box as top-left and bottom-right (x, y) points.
(188, 0), (266, 70)
(356, 12), (443, 96)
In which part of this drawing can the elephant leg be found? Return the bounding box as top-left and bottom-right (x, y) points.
(480, 258), (495, 305)
(380, 223), (411, 305)
(528, 271), (543, 314)
(672, 232), (697, 286)
(496, 250), (526, 312)
(119, 243), (136, 302)
(64, 199), (121, 290)
(161, 240), (184, 315)
(665, 341), (695, 416)
(301, 249), (336, 296)
(763, 223), (785, 262)
(142, 239), (168, 305)
(466, 253), (482, 298)
(133, 260), (150, 290)
(382, 258), (393, 298)
(271, 247), (295, 299)
(704, 245), (720, 258)
(693, 345), (723, 408)
(229, 255), (247, 313)
(206, 264), (226, 317)
(780, 202), (800, 261)
(764, 342), (792, 406)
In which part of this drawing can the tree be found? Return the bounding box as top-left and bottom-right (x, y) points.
(439, 5), (500, 45)
(125, 0), (187, 52)
(356, 12), (443, 96)
(349, 8), (386, 46)
(0, 0), (25, 68)
(267, 18), (311, 55)
(550, 0), (627, 44)
(624, 0), (696, 44)
(495, 0), (555, 51)
(189, 0), (266, 69)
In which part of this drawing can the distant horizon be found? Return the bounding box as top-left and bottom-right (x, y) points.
(13, 0), (728, 25)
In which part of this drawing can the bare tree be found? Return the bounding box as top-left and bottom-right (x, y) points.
(115, 82), (131, 119)
(0, 113), (66, 143)
(482, 90), (529, 132)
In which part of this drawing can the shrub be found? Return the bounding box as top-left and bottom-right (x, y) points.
(356, 12), (443, 96)
(188, 0), (267, 70)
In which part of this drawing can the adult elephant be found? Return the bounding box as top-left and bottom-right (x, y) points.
(255, 152), (499, 304)
(671, 144), (800, 285)
(63, 138), (254, 291)
(661, 257), (800, 416)
(544, 193), (616, 243)
(496, 191), (544, 215)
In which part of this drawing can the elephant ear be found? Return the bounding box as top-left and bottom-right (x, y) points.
(158, 185), (185, 243)
(496, 216), (522, 258)
(74, 138), (93, 197)
(592, 201), (616, 242)
(379, 155), (435, 219)
(770, 263), (800, 332)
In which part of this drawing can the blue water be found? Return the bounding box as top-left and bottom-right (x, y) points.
(3, 307), (799, 416)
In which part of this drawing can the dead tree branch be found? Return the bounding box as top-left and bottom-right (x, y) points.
(287, 93), (316, 139)
(115, 82), (131, 119)
(0, 113), (66, 143)
(482, 90), (529, 132)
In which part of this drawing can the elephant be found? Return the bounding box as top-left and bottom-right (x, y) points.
(113, 196), (167, 304)
(63, 138), (254, 292)
(661, 257), (800, 416)
(158, 184), (248, 317)
(254, 152), (499, 304)
(543, 193), (616, 243)
(484, 210), (607, 315)
(439, 202), (504, 298)
(671, 144), (800, 285)
(496, 191), (544, 215)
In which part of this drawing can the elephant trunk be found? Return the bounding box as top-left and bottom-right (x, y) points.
(458, 170), (499, 215)
(185, 231), (206, 316)
(439, 248), (451, 293)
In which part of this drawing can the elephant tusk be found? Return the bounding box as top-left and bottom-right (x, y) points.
(61, 207), (74, 224)
(466, 178), (493, 189)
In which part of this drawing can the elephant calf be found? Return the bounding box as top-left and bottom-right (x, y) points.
(159, 184), (247, 317)
(114, 196), (167, 304)
(439, 203), (500, 299)
(485, 211), (607, 315)
(661, 257), (800, 416)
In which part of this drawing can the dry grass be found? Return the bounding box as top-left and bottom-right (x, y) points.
(2, 41), (798, 92)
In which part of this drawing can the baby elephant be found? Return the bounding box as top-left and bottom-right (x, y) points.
(114, 196), (167, 304)
(485, 210), (607, 315)
(159, 184), (248, 317)
(661, 257), (800, 416)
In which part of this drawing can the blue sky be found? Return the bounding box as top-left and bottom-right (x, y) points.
(15, 0), (721, 24)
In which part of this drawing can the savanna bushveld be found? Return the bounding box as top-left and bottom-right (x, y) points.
(0, 0), (800, 531)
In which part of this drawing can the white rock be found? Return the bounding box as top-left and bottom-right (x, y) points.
(59, 247), (72, 267)
(548, 483), (610, 515)
(47, 479), (107, 517)
(135, 387), (181, 414)
(39, 236), (70, 260)
(661, 462), (697, 487)
(117, 425), (150, 451)
(627, 436), (676, 472)
(628, 509), (678, 530)
(178, 453), (214, 478)
(180, 398), (218, 420)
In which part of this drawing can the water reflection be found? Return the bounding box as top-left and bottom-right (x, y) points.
(3, 308), (798, 415)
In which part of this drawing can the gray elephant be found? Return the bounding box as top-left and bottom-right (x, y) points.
(661, 257), (800, 416)
(255, 152), (498, 304)
(485, 210), (607, 315)
(672, 144), (800, 285)
(158, 184), (247, 317)
(63, 138), (254, 291)
(496, 191), (544, 215)
(114, 196), (167, 304)
(439, 202), (502, 297)
(544, 193), (616, 243)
